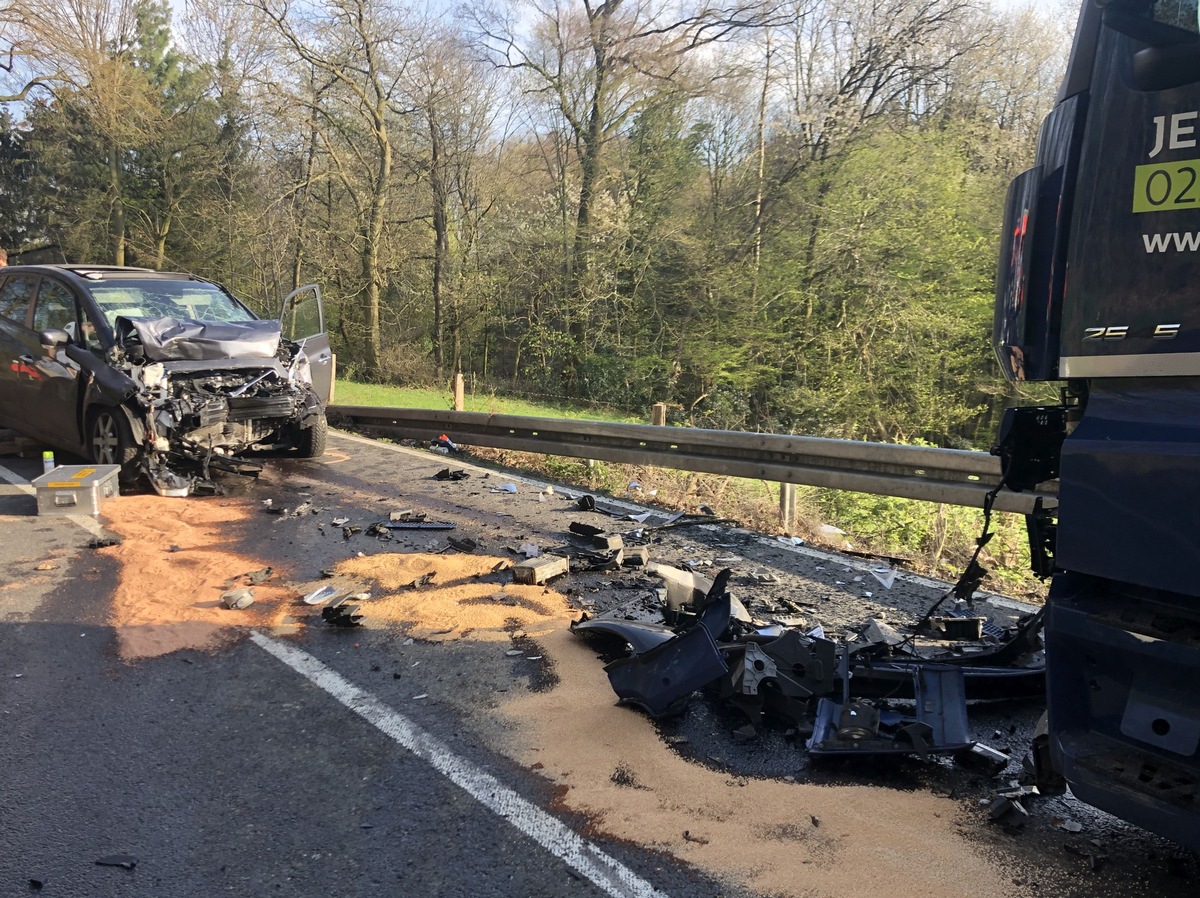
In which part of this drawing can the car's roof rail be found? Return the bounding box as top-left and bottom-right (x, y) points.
(59, 265), (203, 281)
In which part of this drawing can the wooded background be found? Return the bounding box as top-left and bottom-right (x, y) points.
(0, 0), (1069, 445)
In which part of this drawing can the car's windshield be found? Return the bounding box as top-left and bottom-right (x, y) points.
(88, 279), (255, 328)
(1152, 0), (1200, 32)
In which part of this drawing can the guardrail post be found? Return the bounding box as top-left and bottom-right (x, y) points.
(780, 483), (796, 530)
(651, 403), (667, 426)
(453, 373), (465, 412)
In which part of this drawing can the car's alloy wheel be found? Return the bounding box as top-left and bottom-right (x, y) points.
(89, 408), (140, 481)
(91, 411), (122, 465)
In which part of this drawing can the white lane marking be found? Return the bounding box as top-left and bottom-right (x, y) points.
(250, 631), (672, 898)
(0, 463), (36, 494)
(0, 463), (108, 537)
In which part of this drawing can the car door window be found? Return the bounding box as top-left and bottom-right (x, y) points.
(0, 275), (36, 327)
(32, 279), (78, 335)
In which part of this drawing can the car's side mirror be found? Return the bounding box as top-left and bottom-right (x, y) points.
(39, 328), (70, 353)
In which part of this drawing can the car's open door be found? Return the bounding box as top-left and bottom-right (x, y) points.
(279, 284), (333, 404)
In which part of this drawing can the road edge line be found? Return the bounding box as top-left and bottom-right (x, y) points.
(249, 630), (672, 898)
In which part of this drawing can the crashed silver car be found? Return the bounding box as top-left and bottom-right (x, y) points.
(0, 265), (333, 495)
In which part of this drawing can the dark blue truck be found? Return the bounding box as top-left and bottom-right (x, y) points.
(994, 0), (1200, 848)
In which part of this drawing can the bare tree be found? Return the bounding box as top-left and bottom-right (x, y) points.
(469, 0), (777, 382)
(406, 23), (505, 379)
(777, 0), (982, 173)
(250, 0), (421, 377)
(0, 0), (161, 261)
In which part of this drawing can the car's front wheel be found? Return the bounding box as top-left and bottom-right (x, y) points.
(294, 410), (327, 458)
(89, 407), (139, 475)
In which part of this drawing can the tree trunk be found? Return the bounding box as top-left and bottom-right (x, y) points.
(430, 116), (449, 380)
(752, 34), (772, 307)
(362, 126), (391, 378)
(109, 147), (125, 266)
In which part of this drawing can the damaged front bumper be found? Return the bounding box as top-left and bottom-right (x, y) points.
(102, 316), (323, 495)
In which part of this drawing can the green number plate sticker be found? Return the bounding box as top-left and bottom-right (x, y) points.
(1134, 159), (1200, 212)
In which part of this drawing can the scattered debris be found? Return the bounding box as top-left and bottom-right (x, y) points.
(244, 567), (273, 585)
(448, 536), (478, 553)
(988, 796), (1028, 822)
(1052, 816), (1084, 833)
(622, 547), (650, 567)
(95, 855), (138, 869)
(322, 598), (363, 627)
(220, 588), (255, 610)
(604, 594), (732, 717)
(491, 483), (518, 494)
(513, 554), (570, 585)
(565, 519), (1048, 780)
(954, 742), (1010, 775)
(34, 561), (57, 571)
(302, 585), (340, 605)
(930, 616), (987, 640)
(869, 567), (896, 589)
(384, 518), (456, 531)
(570, 614), (676, 654)
(87, 536), (122, 549)
(434, 468), (470, 482)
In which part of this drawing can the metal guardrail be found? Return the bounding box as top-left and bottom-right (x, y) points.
(329, 406), (1057, 515)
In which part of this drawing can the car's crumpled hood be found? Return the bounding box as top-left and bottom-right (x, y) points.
(116, 316), (282, 363)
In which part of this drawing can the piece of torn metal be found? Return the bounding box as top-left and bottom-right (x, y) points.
(808, 662), (971, 758)
(302, 585), (339, 605)
(602, 595), (732, 717)
(863, 618), (906, 648)
(146, 460), (191, 497)
(954, 742), (1009, 775)
(847, 660), (1045, 701)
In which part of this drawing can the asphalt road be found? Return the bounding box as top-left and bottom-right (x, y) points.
(1, 432), (1197, 898)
